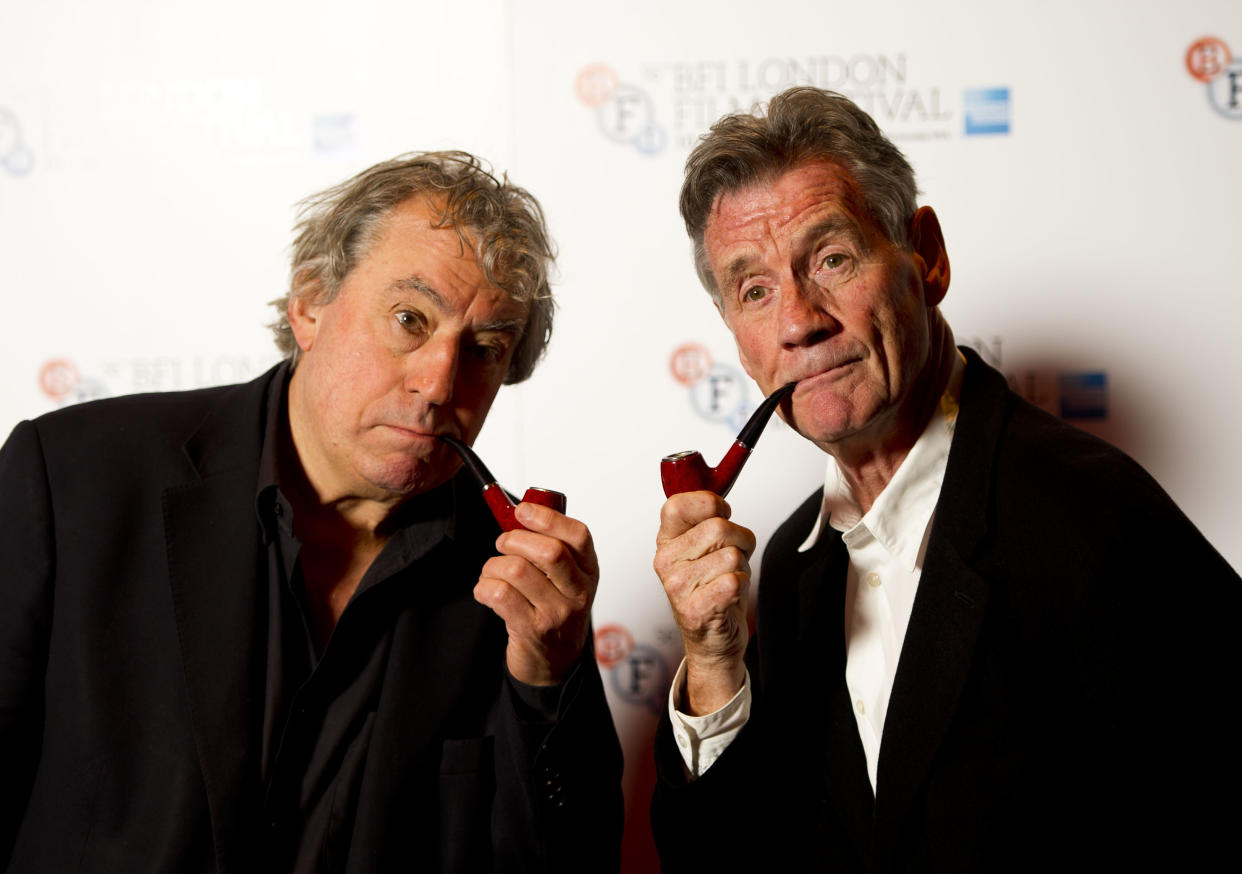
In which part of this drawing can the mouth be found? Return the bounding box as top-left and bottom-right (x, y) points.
(789, 358), (860, 394)
(379, 424), (452, 445)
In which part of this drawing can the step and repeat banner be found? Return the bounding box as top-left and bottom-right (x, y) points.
(4, 1), (1240, 868)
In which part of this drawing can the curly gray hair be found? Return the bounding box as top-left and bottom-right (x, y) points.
(271, 150), (555, 384)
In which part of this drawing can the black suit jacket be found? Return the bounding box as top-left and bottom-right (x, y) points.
(653, 348), (1240, 872)
(0, 366), (622, 873)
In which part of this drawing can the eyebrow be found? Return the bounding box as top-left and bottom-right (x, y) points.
(394, 276), (448, 310)
(802, 215), (870, 255)
(475, 317), (526, 336)
(392, 275), (525, 336)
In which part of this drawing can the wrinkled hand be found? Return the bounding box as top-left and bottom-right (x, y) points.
(475, 501), (599, 687)
(653, 491), (756, 715)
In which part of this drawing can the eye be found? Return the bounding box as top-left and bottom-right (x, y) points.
(742, 286), (769, 303)
(470, 333), (514, 364)
(395, 310), (425, 332)
(473, 342), (508, 363)
(821, 252), (848, 270)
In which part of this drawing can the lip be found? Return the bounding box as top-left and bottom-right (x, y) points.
(379, 424), (449, 443)
(789, 358), (860, 394)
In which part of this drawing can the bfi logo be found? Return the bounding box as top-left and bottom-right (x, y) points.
(1186, 36), (1242, 120)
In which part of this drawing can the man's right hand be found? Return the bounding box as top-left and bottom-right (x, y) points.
(654, 491), (756, 716)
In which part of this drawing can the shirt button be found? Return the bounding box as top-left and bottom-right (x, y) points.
(866, 572), (882, 588)
(855, 699), (866, 715)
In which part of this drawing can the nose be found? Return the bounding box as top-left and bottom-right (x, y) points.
(777, 281), (839, 349)
(405, 333), (459, 405)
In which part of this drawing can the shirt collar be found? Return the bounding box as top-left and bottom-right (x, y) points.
(797, 350), (965, 570)
(255, 360), (293, 545)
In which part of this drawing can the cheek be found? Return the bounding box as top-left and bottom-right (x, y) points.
(323, 352), (401, 422)
(731, 322), (773, 377)
(874, 313), (929, 393)
(451, 363), (508, 433)
(865, 280), (921, 354)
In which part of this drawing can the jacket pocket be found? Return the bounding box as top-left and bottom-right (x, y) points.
(437, 736), (495, 872)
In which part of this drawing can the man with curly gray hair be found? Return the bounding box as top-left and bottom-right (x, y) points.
(649, 87), (1239, 872)
(0, 151), (621, 873)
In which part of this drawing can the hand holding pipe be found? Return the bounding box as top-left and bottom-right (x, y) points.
(660, 381), (797, 499)
(439, 435), (567, 532)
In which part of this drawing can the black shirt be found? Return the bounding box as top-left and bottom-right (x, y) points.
(251, 365), (561, 871)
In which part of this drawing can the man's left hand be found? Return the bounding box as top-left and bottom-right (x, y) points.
(474, 502), (599, 686)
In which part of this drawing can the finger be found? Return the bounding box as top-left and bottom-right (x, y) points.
(475, 566), (584, 664)
(660, 544), (752, 602)
(680, 516), (756, 563)
(508, 503), (600, 578)
(512, 503), (592, 553)
(654, 516), (756, 583)
(474, 574), (537, 626)
(698, 571), (750, 612)
(496, 531), (598, 599)
(480, 553), (590, 617)
(657, 491), (733, 547)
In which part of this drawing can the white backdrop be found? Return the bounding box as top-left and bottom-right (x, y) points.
(4, 1), (1240, 868)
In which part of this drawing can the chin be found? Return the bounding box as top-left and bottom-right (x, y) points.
(362, 457), (450, 499)
(790, 400), (851, 440)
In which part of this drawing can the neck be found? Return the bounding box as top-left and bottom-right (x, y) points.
(829, 318), (955, 514)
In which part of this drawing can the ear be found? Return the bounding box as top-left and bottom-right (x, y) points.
(287, 278), (326, 353)
(909, 206), (950, 307)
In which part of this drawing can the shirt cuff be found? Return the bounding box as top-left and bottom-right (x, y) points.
(667, 657), (751, 780)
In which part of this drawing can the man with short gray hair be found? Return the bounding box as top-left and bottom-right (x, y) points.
(0, 151), (622, 873)
(651, 87), (1240, 872)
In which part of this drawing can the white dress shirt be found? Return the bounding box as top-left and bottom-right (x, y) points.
(670, 354), (964, 791)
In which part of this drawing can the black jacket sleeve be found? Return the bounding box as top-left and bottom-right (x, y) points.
(488, 644), (622, 874)
(0, 422), (55, 866)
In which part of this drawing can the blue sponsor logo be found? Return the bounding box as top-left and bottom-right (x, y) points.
(1058, 371), (1108, 420)
(963, 88), (1011, 136)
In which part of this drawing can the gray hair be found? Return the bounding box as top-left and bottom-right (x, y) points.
(680, 87), (918, 302)
(271, 150), (555, 384)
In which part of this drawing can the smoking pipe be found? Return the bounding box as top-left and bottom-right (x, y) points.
(439, 434), (567, 532)
(661, 381), (797, 499)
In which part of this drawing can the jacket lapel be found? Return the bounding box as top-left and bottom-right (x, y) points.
(162, 370), (278, 870)
(871, 536), (989, 863)
(870, 349), (1008, 864)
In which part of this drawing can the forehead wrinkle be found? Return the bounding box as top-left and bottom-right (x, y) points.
(715, 208), (869, 291)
